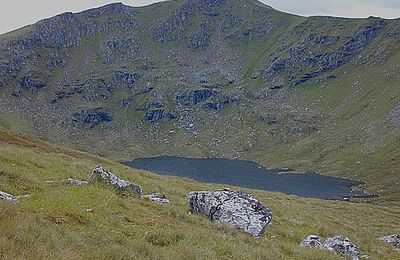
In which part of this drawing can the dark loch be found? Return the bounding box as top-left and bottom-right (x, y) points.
(123, 156), (370, 200)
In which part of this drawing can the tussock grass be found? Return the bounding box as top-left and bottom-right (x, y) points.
(0, 129), (399, 259)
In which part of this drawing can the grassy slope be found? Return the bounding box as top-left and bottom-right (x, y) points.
(1, 129), (400, 259)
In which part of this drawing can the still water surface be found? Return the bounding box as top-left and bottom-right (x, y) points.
(124, 156), (369, 200)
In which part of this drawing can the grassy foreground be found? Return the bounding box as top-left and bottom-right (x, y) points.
(0, 129), (399, 259)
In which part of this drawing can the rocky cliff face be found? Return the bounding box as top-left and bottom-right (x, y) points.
(0, 0), (399, 198)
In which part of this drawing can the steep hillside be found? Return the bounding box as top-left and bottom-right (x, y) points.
(1, 129), (400, 259)
(0, 0), (399, 201)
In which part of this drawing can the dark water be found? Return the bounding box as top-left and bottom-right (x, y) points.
(123, 156), (370, 200)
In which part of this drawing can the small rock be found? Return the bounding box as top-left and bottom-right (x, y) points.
(143, 193), (170, 204)
(85, 208), (93, 212)
(66, 178), (89, 186)
(300, 235), (322, 249)
(91, 166), (143, 196)
(45, 180), (59, 184)
(323, 235), (360, 260)
(188, 190), (272, 237)
(16, 194), (30, 199)
(46, 179), (89, 186)
(0, 191), (19, 204)
(379, 234), (400, 251)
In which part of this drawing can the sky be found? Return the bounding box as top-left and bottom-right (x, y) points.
(0, 0), (399, 35)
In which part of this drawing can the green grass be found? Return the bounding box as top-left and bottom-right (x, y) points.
(1, 129), (400, 259)
(0, 4), (399, 257)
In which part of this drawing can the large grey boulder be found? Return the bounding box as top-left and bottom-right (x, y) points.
(323, 235), (360, 260)
(379, 234), (400, 251)
(0, 191), (19, 204)
(300, 235), (323, 249)
(188, 190), (272, 237)
(91, 166), (142, 196)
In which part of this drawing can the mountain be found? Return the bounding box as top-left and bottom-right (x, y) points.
(0, 0), (399, 202)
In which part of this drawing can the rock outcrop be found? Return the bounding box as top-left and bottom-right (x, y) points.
(300, 235), (322, 249)
(379, 234), (400, 251)
(91, 166), (142, 196)
(143, 193), (170, 204)
(323, 236), (360, 260)
(145, 109), (176, 122)
(188, 190), (272, 237)
(300, 235), (360, 259)
(0, 191), (19, 204)
(72, 107), (112, 127)
(176, 89), (214, 106)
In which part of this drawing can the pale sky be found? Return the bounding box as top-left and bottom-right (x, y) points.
(1, 0), (399, 35)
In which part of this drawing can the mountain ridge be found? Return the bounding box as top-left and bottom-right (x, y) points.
(0, 0), (399, 202)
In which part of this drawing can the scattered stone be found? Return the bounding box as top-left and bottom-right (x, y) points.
(66, 178), (89, 186)
(300, 235), (360, 259)
(188, 190), (272, 237)
(16, 194), (30, 199)
(45, 180), (60, 184)
(46, 178), (89, 186)
(379, 234), (400, 251)
(323, 235), (360, 260)
(300, 235), (323, 249)
(85, 208), (93, 212)
(0, 191), (19, 204)
(91, 166), (143, 196)
(143, 193), (170, 204)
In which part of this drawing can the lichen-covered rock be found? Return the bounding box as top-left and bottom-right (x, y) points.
(323, 235), (360, 260)
(0, 191), (19, 204)
(91, 166), (142, 196)
(143, 193), (170, 204)
(379, 234), (400, 251)
(300, 235), (323, 249)
(188, 190), (272, 237)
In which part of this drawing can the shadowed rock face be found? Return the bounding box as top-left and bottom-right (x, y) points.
(145, 109), (176, 122)
(176, 89), (215, 106)
(72, 107), (112, 127)
(188, 190), (272, 237)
